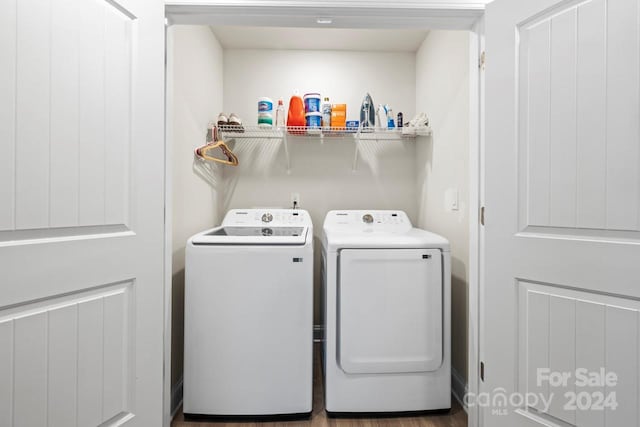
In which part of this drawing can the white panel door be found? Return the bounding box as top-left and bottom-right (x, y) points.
(338, 249), (442, 374)
(0, 0), (165, 425)
(484, 0), (640, 426)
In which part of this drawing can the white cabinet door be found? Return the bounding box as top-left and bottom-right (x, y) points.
(338, 249), (442, 374)
(484, 0), (640, 426)
(0, 0), (165, 425)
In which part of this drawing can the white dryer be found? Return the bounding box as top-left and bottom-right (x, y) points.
(321, 210), (451, 414)
(184, 209), (313, 418)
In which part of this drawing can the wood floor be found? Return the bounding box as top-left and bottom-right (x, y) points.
(172, 345), (467, 427)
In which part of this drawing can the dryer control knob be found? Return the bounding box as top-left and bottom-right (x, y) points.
(362, 214), (374, 224)
(261, 213), (273, 223)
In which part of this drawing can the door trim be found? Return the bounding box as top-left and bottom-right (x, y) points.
(163, 21), (174, 427)
(468, 16), (484, 427)
(165, 1), (486, 29)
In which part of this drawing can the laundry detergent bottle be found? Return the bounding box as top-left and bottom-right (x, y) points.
(287, 91), (306, 134)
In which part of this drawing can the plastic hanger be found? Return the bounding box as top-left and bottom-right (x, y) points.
(195, 126), (239, 166)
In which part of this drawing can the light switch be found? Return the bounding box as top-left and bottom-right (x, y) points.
(445, 188), (459, 211)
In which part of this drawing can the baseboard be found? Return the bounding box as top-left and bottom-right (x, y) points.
(451, 368), (468, 412)
(171, 376), (184, 419)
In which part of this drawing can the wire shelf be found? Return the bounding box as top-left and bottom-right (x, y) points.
(214, 124), (432, 174)
(218, 125), (431, 139)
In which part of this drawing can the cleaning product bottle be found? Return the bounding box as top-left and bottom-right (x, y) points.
(386, 105), (395, 128)
(322, 97), (332, 129)
(287, 90), (305, 133)
(360, 93), (375, 129)
(377, 104), (388, 129)
(275, 98), (285, 128)
(258, 97), (273, 127)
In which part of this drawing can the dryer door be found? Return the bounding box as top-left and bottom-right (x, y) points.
(338, 248), (443, 374)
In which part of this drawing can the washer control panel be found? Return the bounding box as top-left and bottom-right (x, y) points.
(222, 209), (311, 227)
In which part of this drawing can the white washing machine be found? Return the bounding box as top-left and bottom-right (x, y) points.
(184, 209), (313, 418)
(322, 210), (451, 414)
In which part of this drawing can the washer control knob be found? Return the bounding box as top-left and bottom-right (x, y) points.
(261, 213), (273, 223)
(362, 214), (374, 224)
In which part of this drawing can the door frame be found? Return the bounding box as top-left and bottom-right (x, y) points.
(163, 3), (488, 426)
(163, 22), (175, 427)
(468, 16), (485, 427)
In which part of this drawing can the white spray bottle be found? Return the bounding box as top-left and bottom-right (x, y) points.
(377, 104), (388, 129)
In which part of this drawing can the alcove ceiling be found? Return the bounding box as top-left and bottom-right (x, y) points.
(210, 26), (430, 52)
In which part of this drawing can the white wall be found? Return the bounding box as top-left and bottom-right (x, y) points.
(415, 30), (470, 384)
(223, 49), (416, 128)
(168, 25), (224, 389)
(221, 48), (417, 223)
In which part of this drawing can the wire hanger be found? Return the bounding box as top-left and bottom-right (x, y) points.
(195, 126), (239, 166)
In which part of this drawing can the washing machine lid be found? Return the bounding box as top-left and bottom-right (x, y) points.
(191, 225), (308, 245)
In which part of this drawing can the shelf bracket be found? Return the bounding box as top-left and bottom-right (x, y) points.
(282, 130), (291, 174)
(352, 133), (360, 172)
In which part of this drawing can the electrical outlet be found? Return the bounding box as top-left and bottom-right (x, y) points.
(290, 193), (301, 208)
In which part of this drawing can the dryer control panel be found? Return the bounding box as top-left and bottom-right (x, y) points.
(323, 210), (412, 233)
(222, 209), (311, 227)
